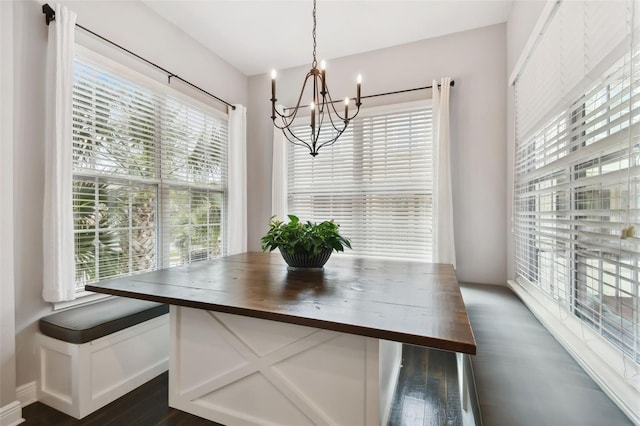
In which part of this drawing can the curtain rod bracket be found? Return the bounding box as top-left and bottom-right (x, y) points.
(42, 4), (55, 26)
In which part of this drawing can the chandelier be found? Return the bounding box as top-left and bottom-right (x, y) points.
(270, 0), (362, 157)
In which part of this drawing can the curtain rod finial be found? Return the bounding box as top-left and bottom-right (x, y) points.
(42, 4), (55, 26)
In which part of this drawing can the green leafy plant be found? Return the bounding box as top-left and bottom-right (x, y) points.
(261, 215), (352, 256)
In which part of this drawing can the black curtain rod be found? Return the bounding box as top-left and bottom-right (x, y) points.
(365, 80), (455, 99)
(284, 80), (455, 110)
(42, 4), (236, 110)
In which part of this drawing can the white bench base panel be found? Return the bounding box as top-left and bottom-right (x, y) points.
(36, 314), (169, 419)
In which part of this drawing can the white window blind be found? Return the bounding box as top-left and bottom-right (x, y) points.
(287, 101), (432, 261)
(514, 0), (639, 367)
(72, 53), (227, 290)
(516, 1), (630, 143)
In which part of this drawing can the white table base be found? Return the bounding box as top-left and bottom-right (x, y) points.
(169, 306), (402, 426)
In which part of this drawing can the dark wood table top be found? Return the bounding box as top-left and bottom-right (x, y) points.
(86, 252), (476, 354)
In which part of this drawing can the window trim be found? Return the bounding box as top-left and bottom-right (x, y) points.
(60, 46), (229, 307)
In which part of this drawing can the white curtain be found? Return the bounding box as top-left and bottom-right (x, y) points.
(43, 4), (77, 302)
(271, 104), (288, 220)
(227, 104), (247, 255)
(431, 77), (456, 268)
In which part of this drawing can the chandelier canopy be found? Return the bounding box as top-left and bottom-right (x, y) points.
(270, 0), (362, 157)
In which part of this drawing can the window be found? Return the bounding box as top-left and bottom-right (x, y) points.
(514, 1), (639, 366)
(287, 101), (432, 261)
(72, 52), (228, 291)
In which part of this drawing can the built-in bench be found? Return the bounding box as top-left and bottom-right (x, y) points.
(36, 297), (170, 419)
(460, 283), (633, 426)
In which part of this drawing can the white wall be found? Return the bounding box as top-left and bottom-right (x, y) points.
(247, 24), (508, 285)
(505, 1), (545, 279)
(1, 0), (17, 410)
(11, 0), (247, 391)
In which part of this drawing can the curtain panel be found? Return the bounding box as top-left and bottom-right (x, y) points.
(43, 4), (77, 302)
(271, 104), (288, 221)
(227, 104), (247, 255)
(431, 77), (456, 268)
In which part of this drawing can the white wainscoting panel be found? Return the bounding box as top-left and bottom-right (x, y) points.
(170, 306), (400, 426)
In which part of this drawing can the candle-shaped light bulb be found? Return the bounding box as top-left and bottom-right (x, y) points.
(344, 97), (349, 119)
(271, 69), (277, 100)
(310, 102), (315, 129)
(356, 74), (362, 105)
(320, 60), (326, 70)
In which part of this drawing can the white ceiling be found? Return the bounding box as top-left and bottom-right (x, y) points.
(143, 0), (513, 76)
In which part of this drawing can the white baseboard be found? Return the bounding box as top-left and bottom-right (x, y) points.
(16, 382), (36, 407)
(0, 401), (24, 426)
(508, 279), (640, 426)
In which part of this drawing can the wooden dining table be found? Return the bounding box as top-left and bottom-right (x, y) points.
(86, 252), (476, 426)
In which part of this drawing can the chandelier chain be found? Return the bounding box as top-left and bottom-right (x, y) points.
(312, 0), (317, 68)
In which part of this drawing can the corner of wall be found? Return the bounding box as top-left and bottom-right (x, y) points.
(0, 0), (18, 410)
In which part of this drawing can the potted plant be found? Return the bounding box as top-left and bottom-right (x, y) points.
(261, 215), (352, 268)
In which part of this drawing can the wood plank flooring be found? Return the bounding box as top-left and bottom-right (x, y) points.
(389, 345), (462, 426)
(22, 345), (462, 426)
(21, 372), (221, 426)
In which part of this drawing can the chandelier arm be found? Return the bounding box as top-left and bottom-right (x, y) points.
(323, 85), (359, 122)
(272, 110), (297, 130)
(322, 83), (344, 120)
(314, 106), (327, 144)
(310, 86), (342, 135)
(323, 91), (353, 134)
(273, 107), (312, 138)
(314, 106), (347, 149)
(323, 109), (346, 134)
(272, 109), (304, 129)
(276, 71), (315, 122)
(316, 127), (346, 152)
(321, 91), (350, 134)
(272, 104), (307, 131)
(282, 127), (313, 151)
(280, 112), (315, 151)
(323, 101), (349, 134)
(327, 103), (346, 123)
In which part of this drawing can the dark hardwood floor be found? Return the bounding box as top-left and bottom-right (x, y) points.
(389, 345), (462, 426)
(21, 372), (221, 426)
(23, 345), (462, 426)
